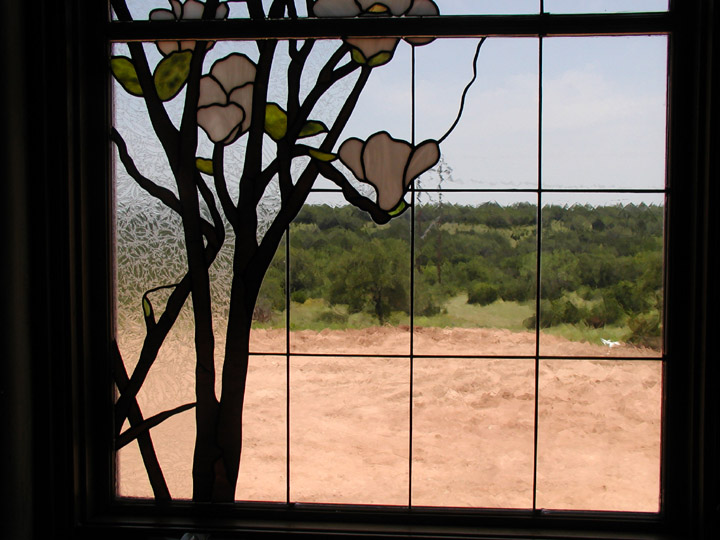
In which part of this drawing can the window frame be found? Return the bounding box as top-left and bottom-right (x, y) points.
(39, 0), (718, 538)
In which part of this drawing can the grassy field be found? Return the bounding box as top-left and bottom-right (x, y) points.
(251, 294), (638, 348)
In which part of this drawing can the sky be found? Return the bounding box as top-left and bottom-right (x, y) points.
(114, 1), (669, 208)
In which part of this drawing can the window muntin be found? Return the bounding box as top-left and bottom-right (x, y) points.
(110, 0), (668, 519)
(114, 0), (670, 20)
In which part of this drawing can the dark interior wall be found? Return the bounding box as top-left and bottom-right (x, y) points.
(0, 1), (718, 539)
(1, 1), (74, 537)
(1, 0), (34, 534)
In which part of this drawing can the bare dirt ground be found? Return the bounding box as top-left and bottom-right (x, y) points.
(117, 327), (662, 512)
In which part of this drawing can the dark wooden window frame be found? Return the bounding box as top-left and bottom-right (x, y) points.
(4, 1), (718, 539)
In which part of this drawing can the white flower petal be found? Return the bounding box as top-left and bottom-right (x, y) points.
(150, 8), (176, 21)
(363, 132), (412, 211)
(358, 0), (411, 15)
(198, 76), (227, 108)
(211, 54), (257, 93)
(179, 40), (197, 51)
(338, 138), (365, 181)
(313, 0), (360, 17)
(170, 0), (183, 18)
(198, 104), (245, 143)
(407, 0), (438, 16)
(158, 40), (179, 56)
(182, 0), (206, 19)
(215, 2), (229, 19)
(405, 36), (435, 46)
(346, 37), (398, 60)
(228, 85), (254, 133)
(404, 140), (439, 187)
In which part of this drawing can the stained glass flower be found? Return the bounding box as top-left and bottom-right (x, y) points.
(150, 0), (230, 56)
(313, 0), (412, 17)
(197, 54), (256, 145)
(313, 0), (439, 65)
(338, 131), (440, 213)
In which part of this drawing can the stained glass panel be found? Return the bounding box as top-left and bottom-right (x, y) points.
(110, 10), (667, 509)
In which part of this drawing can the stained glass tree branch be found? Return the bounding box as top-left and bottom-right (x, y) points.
(110, 0), (481, 502)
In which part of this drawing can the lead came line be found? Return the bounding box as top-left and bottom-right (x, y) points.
(408, 44), (416, 510)
(532, 34), (544, 513)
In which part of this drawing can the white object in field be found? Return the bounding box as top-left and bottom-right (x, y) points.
(601, 338), (620, 348)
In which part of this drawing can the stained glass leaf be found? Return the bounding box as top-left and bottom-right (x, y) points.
(308, 149), (337, 162)
(388, 200), (407, 216)
(154, 50), (193, 101)
(142, 296), (152, 318)
(196, 157), (214, 175)
(111, 56), (143, 97)
(350, 49), (366, 64)
(265, 103), (288, 141)
(368, 51), (393, 67)
(299, 120), (329, 138)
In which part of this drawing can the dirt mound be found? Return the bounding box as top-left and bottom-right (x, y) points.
(117, 326), (662, 512)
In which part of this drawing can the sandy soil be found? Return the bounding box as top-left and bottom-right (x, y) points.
(117, 327), (662, 512)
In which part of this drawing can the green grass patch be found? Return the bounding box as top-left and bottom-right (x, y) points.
(415, 294), (533, 331)
(540, 323), (628, 346)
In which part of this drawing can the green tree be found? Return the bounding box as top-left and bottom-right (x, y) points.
(328, 238), (409, 324)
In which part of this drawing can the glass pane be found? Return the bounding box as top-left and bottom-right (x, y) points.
(544, 0), (668, 13)
(290, 356), (410, 504)
(235, 355), (287, 502)
(413, 193), (537, 357)
(113, 0), (304, 20)
(250, 235), (287, 354)
(536, 359), (662, 512)
(117, 355), (286, 501)
(539, 194), (664, 358)
(289, 193), (411, 355)
(542, 36), (668, 190)
(415, 38), (539, 190)
(113, 1), (542, 20)
(436, 0), (539, 15)
(412, 358), (535, 508)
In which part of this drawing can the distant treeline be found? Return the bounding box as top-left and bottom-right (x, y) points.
(117, 201), (663, 347)
(255, 201), (663, 346)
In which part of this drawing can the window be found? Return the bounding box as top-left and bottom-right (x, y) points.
(6, 0), (712, 538)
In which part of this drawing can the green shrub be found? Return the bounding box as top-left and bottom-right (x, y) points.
(315, 308), (348, 325)
(626, 312), (662, 350)
(467, 282), (499, 306)
(584, 295), (623, 327)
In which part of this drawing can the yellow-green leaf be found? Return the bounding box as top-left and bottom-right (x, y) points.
(111, 56), (143, 97)
(299, 120), (328, 138)
(195, 157), (213, 175)
(368, 51), (393, 68)
(154, 50), (192, 101)
(388, 200), (407, 217)
(308, 149), (337, 162)
(350, 48), (366, 65)
(142, 297), (152, 318)
(265, 103), (288, 141)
